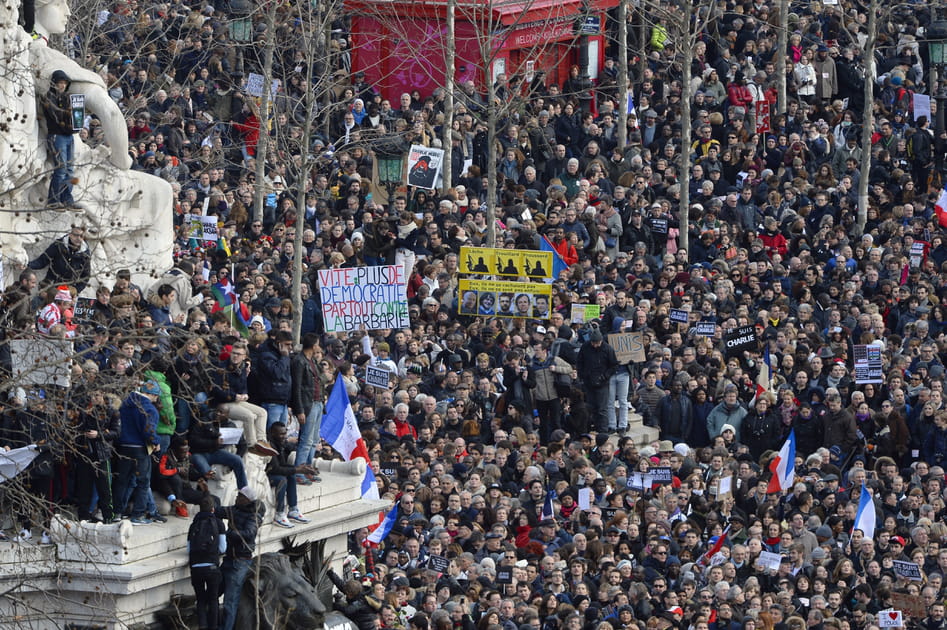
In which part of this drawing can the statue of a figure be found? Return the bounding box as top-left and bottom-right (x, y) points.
(0, 0), (173, 289)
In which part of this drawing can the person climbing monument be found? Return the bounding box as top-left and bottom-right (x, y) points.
(41, 69), (80, 209)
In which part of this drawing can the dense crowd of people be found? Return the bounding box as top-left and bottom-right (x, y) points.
(3, 0), (947, 628)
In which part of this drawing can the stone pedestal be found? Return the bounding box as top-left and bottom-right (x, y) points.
(0, 460), (387, 629)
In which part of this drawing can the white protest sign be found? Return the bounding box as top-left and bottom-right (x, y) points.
(184, 213), (219, 241)
(245, 73), (280, 98)
(219, 427), (243, 446)
(756, 550), (782, 571)
(878, 610), (903, 627)
(0, 445), (40, 483)
(578, 487), (592, 511)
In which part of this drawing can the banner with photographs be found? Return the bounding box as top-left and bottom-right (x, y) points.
(458, 279), (552, 318)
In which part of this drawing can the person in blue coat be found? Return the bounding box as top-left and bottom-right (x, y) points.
(112, 380), (162, 525)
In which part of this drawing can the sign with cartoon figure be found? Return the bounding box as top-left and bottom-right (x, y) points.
(406, 144), (444, 190)
(460, 246), (552, 279)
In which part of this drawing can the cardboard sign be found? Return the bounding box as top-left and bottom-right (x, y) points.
(318, 266), (409, 332)
(496, 567), (513, 584)
(878, 610), (904, 627)
(608, 332), (646, 364)
(853, 344), (883, 385)
(914, 93), (932, 122)
(427, 555), (450, 573)
(889, 592), (925, 620)
(570, 304), (600, 324)
(458, 279), (552, 318)
(724, 326), (757, 357)
(669, 308), (689, 324)
(695, 321), (716, 337)
(406, 144), (445, 190)
(365, 366), (391, 389)
(460, 246), (552, 278)
(184, 213), (219, 241)
(893, 560), (922, 581)
(756, 550), (782, 571)
(650, 467), (673, 484)
(70, 94), (85, 131)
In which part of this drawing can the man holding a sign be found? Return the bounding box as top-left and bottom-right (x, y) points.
(41, 69), (81, 209)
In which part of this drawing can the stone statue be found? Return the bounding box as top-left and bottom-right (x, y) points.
(0, 0), (174, 290)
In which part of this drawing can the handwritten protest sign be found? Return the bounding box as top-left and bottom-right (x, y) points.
(318, 266), (409, 332)
(184, 214), (219, 241)
(571, 304), (600, 324)
(878, 610), (904, 627)
(889, 592), (925, 619)
(608, 332), (646, 364)
(756, 551), (782, 571)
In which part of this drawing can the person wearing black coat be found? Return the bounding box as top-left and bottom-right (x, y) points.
(576, 328), (619, 432)
(328, 570), (382, 630)
(74, 390), (121, 522)
(741, 396), (782, 461)
(265, 422), (317, 527)
(28, 228), (92, 292)
(219, 486), (265, 630)
(250, 330), (294, 426)
(189, 407), (248, 489)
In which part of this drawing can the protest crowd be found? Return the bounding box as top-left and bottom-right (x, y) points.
(6, 0), (947, 628)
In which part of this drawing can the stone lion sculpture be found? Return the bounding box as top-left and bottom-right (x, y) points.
(0, 0), (173, 289)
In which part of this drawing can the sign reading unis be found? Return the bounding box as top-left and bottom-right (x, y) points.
(725, 326), (757, 356)
(318, 266), (409, 332)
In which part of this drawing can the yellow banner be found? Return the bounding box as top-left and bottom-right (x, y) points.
(458, 279), (553, 318)
(460, 247), (553, 278)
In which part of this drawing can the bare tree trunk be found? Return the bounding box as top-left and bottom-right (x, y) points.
(252, 4), (276, 224)
(777, 0), (788, 114)
(442, 0), (456, 192)
(857, 0), (876, 235)
(292, 5), (323, 345)
(486, 79), (498, 247)
(678, 4), (693, 255)
(617, 0), (629, 150)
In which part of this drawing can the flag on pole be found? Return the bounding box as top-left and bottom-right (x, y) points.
(540, 236), (568, 283)
(366, 502), (399, 545)
(852, 483), (877, 541)
(766, 430), (796, 494)
(321, 373), (379, 500)
(541, 488), (557, 521)
(750, 345), (772, 406)
(697, 525), (730, 566)
(936, 185), (947, 228)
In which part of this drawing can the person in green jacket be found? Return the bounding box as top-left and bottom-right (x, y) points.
(145, 364), (176, 455)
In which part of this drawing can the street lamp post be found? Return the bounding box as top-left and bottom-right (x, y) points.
(377, 154), (405, 202)
(930, 16), (947, 177)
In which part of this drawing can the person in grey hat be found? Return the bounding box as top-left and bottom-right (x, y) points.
(577, 326), (618, 432)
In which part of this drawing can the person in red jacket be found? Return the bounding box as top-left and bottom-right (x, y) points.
(759, 217), (788, 259)
(549, 227), (578, 266)
(232, 98), (260, 164)
(393, 402), (417, 439)
(727, 73), (754, 110)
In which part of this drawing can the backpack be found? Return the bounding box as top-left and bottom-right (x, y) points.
(188, 514), (220, 560)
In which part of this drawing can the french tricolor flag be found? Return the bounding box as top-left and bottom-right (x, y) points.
(936, 185), (947, 229)
(766, 430), (796, 494)
(750, 345), (772, 407)
(852, 483), (877, 541)
(321, 373), (379, 500)
(366, 502), (399, 545)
